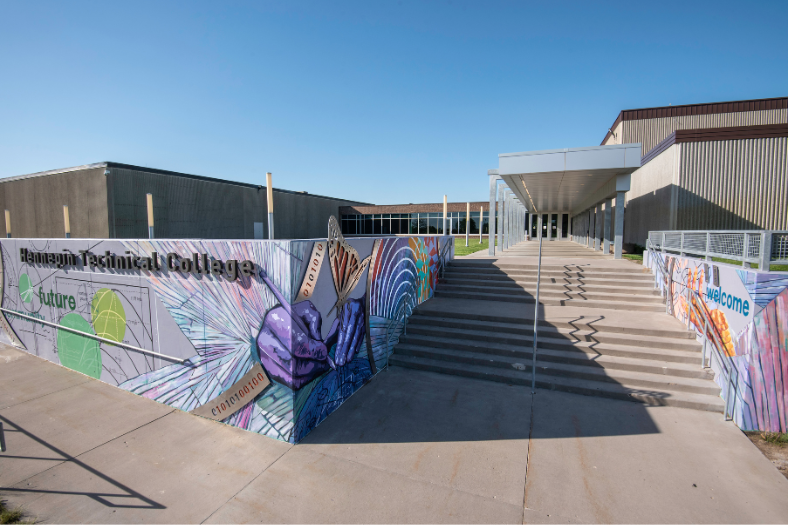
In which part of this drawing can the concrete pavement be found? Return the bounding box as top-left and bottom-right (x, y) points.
(2, 344), (788, 523)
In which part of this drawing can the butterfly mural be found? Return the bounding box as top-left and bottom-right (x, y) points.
(328, 216), (372, 314)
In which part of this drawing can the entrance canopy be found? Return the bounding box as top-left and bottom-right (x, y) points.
(497, 144), (640, 215)
(487, 143), (641, 258)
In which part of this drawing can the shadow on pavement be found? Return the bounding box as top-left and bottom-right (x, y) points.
(0, 413), (165, 510)
(301, 365), (659, 446)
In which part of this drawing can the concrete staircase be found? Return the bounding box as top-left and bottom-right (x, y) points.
(390, 255), (724, 413)
(435, 261), (665, 312)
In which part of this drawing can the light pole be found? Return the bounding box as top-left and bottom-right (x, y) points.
(146, 194), (154, 239)
(63, 205), (71, 238)
(266, 172), (275, 239)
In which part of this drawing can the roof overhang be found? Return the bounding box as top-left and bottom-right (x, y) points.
(497, 144), (641, 215)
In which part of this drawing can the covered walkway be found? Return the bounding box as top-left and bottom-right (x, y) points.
(487, 144), (641, 258)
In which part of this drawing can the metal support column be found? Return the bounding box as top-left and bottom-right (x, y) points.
(532, 213), (543, 394)
(614, 191), (625, 259)
(529, 213), (534, 241)
(504, 192), (511, 250)
(603, 198), (612, 254)
(587, 209), (594, 248)
(488, 173), (497, 255)
(594, 203), (602, 251)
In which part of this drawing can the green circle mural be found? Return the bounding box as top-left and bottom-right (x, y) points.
(19, 273), (34, 303)
(57, 313), (102, 379)
(91, 288), (127, 343)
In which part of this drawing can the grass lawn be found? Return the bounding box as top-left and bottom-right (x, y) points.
(454, 238), (494, 256)
(711, 257), (788, 272)
(623, 253), (643, 263)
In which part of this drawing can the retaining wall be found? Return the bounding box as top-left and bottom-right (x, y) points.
(647, 252), (788, 432)
(0, 230), (453, 443)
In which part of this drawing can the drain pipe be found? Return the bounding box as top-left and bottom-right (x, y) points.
(532, 213), (543, 394)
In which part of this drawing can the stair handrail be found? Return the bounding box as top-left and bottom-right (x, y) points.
(439, 235), (454, 281)
(647, 240), (736, 420)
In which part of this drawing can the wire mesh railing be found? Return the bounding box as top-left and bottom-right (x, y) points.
(647, 230), (788, 271)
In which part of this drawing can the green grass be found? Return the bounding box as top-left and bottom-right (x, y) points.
(454, 238), (494, 256)
(623, 253), (643, 263)
(761, 432), (788, 445)
(711, 258), (788, 272)
(0, 499), (28, 524)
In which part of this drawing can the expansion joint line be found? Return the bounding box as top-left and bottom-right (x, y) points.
(522, 391), (536, 523)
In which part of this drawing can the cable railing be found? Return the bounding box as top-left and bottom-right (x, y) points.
(648, 230), (788, 271)
(646, 241), (737, 420)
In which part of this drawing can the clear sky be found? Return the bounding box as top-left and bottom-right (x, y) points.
(1, 0), (786, 205)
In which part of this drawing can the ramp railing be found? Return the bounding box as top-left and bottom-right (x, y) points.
(648, 230), (788, 271)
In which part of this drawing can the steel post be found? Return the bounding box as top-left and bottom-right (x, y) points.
(532, 213), (543, 394)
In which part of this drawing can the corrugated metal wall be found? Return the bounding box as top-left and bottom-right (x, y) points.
(108, 167), (363, 240)
(0, 168), (109, 238)
(676, 137), (788, 231)
(624, 109), (788, 156)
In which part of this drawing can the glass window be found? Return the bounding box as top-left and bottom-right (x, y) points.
(410, 217), (418, 234)
(418, 217), (427, 234)
(469, 212), (479, 234)
(382, 217), (391, 235)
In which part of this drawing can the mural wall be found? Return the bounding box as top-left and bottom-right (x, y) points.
(0, 219), (453, 443)
(648, 252), (788, 432)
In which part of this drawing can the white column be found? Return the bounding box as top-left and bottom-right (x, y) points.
(443, 195), (448, 236)
(529, 213), (534, 241)
(488, 174), (497, 255)
(603, 198), (613, 254)
(497, 187), (504, 254)
(465, 202), (470, 247)
(614, 191), (625, 259)
(480, 206), (484, 243)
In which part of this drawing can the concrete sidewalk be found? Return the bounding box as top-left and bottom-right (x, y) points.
(2, 343), (788, 523)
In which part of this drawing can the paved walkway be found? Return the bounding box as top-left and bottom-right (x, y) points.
(2, 343), (788, 523)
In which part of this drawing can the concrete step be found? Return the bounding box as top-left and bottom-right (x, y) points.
(448, 262), (648, 275)
(390, 354), (724, 413)
(434, 289), (666, 312)
(405, 319), (702, 354)
(438, 283), (662, 303)
(397, 334), (712, 382)
(439, 278), (661, 297)
(411, 308), (696, 340)
(445, 268), (653, 282)
(441, 272), (656, 288)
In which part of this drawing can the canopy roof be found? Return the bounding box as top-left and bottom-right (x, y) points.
(496, 144), (641, 214)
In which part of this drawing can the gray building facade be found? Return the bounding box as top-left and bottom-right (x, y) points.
(0, 162), (367, 240)
(600, 97), (788, 248)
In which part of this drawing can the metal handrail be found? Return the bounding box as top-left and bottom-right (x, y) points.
(439, 236), (454, 280)
(648, 229), (788, 272)
(0, 307), (186, 363)
(646, 241), (736, 419)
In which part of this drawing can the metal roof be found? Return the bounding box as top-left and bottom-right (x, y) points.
(497, 144), (641, 215)
(0, 162), (370, 204)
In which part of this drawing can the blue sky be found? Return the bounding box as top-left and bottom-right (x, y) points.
(1, 0), (786, 204)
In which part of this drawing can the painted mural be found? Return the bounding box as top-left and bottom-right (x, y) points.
(649, 252), (788, 432)
(0, 219), (452, 443)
